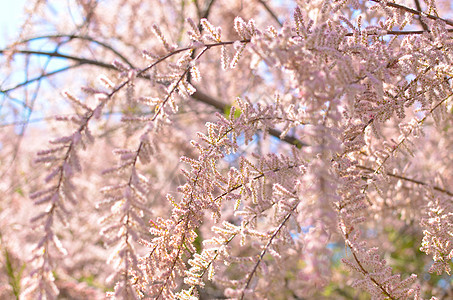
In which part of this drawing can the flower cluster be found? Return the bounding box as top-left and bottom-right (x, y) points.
(0, 0), (452, 299)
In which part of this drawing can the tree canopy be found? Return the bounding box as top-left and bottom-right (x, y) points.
(1, 0), (453, 299)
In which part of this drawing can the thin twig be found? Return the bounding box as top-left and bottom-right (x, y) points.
(202, 0), (217, 20)
(1, 63), (84, 94)
(357, 165), (453, 197)
(344, 29), (453, 36)
(413, 0), (429, 31)
(0, 49), (115, 70)
(257, 0), (282, 27)
(9, 34), (135, 68)
(370, 0), (453, 27)
(240, 201), (298, 300)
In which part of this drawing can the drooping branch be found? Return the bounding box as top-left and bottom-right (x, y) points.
(240, 200), (298, 300)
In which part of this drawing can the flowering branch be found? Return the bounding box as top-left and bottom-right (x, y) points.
(239, 200), (298, 299)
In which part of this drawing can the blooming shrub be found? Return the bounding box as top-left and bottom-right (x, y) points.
(0, 0), (453, 299)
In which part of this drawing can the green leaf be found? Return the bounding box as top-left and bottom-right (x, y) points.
(4, 247), (24, 299)
(193, 228), (202, 254)
(224, 104), (242, 119)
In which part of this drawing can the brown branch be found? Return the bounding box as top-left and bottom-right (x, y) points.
(1, 63), (85, 94)
(357, 165), (453, 197)
(347, 244), (396, 299)
(202, 0), (217, 20)
(370, 0), (453, 27)
(344, 29), (453, 36)
(413, 0), (429, 31)
(0, 49), (115, 70)
(257, 0), (282, 27)
(10, 34), (135, 68)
